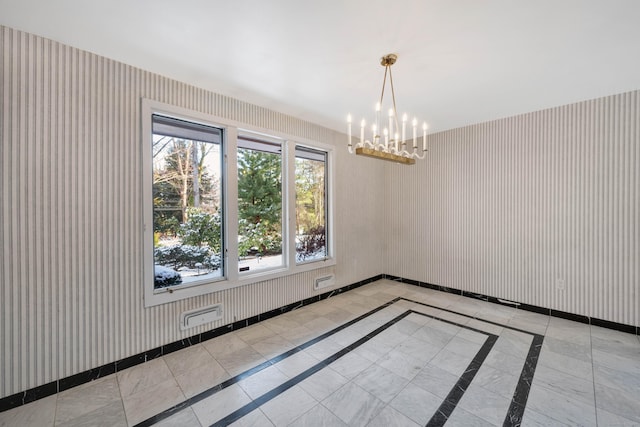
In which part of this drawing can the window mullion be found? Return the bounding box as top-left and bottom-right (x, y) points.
(285, 141), (297, 269)
(225, 127), (240, 283)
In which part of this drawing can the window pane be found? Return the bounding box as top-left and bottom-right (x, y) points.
(295, 146), (327, 263)
(237, 138), (283, 273)
(152, 115), (224, 289)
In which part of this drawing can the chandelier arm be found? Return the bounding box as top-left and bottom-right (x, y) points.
(379, 65), (389, 107)
(388, 65), (400, 134)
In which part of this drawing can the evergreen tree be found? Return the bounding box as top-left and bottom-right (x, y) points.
(237, 149), (282, 255)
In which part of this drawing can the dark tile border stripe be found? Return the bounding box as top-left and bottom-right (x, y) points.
(143, 298), (530, 427)
(211, 310), (417, 426)
(212, 308), (499, 426)
(0, 275), (383, 413)
(135, 297), (401, 426)
(503, 334), (544, 426)
(398, 297), (544, 427)
(426, 334), (498, 426)
(1, 272), (636, 414)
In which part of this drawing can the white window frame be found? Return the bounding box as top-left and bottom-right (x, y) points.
(142, 99), (335, 307)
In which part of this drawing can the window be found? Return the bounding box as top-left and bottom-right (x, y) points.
(151, 114), (224, 289)
(237, 137), (283, 273)
(295, 146), (328, 263)
(143, 99), (334, 306)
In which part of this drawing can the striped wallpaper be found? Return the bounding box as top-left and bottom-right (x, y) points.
(385, 91), (639, 328)
(1, 24), (638, 400)
(0, 25), (385, 399)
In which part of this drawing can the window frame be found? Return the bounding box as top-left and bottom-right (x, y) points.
(142, 99), (335, 307)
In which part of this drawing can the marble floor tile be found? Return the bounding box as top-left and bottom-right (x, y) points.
(262, 315), (303, 335)
(54, 375), (121, 425)
(593, 362), (640, 396)
(395, 335), (441, 363)
(442, 335), (485, 358)
(472, 364), (520, 401)
(237, 365), (289, 400)
(457, 384), (512, 426)
(352, 335), (395, 362)
(352, 363), (410, 403)
(229, 408), (274, 427)
(215, 345), (267, 377)
(303, 338), (344, 361)
(596, 406), (640, 427)
(163, 344), (216, 377)
(591, 325), (640, 349)
(411, 323), (456, 348)
(328, 351), (373, 380)
(287, 404), (347, 427)
(191, 384), (252, 426)
(376, 348), (425, 380)
(545, 318), (591, 346)
(455, 327), (490, 344)
(5, 280), (640, 427)
(537, 344), (594, 381)
(174, 358), (230, 398)
(154, 408), (202, 427)
(532, 364), (595, 406)
(272, 350), (319, 379)
(277, 325), (317, 346)
(592, 347), (640, 376)
(411, 363), (460, 400)
(121, 377), (186, 426)
(365, 405), (420, 427)
(259, 385), (317, 426)
(525, 382), (597, 426)
(301, 316), (338, 336)
(446, 406), (497, 427)
(372, 326), (410, 347)
(520, 406), (568, 427)
(385, 317), (424, 336)
(250, 334), (293, 359)
(0, 394), (57, 427)
(298, 367), (349, 401)
(202, 332), (249, 359)
(491, 329), (533, 359)
(116, 357), (174, 398)
(466, 318), (504, 336)
(428, 348), (473, 377)
(388, 382), (442, 425)
(58, 400), (126, 427)
(322, 382), (386, 427)
(594, 381), (640, 423)
(235, 323), (278, 346)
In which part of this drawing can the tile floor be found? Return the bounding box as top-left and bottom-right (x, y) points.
(1, 279), (639, 426)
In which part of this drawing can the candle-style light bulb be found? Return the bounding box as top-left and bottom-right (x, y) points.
(388, 109), (394, 145)
(360, 119), (365, 145)
(347, 114), (352, 147)
(422, 122), (428, 151)
(384, 127), (389, 149)
(402, 114), (407, 148)
(412, 118), (418, 149)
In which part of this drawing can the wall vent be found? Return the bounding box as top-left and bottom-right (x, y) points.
(180, 304), (223, 331)
(314, 274), (335, 290)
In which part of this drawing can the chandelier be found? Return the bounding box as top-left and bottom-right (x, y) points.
(347, 54), (428, 165)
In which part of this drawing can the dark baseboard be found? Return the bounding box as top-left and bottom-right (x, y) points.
(0, 274), (383, 413)
(383, 274), (639, 335)
(1, 272), (637, 413)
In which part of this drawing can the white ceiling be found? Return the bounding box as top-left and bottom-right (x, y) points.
(2, 0), (640, 134)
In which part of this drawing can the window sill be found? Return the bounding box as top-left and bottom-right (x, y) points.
(144, 257), (336, 307)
